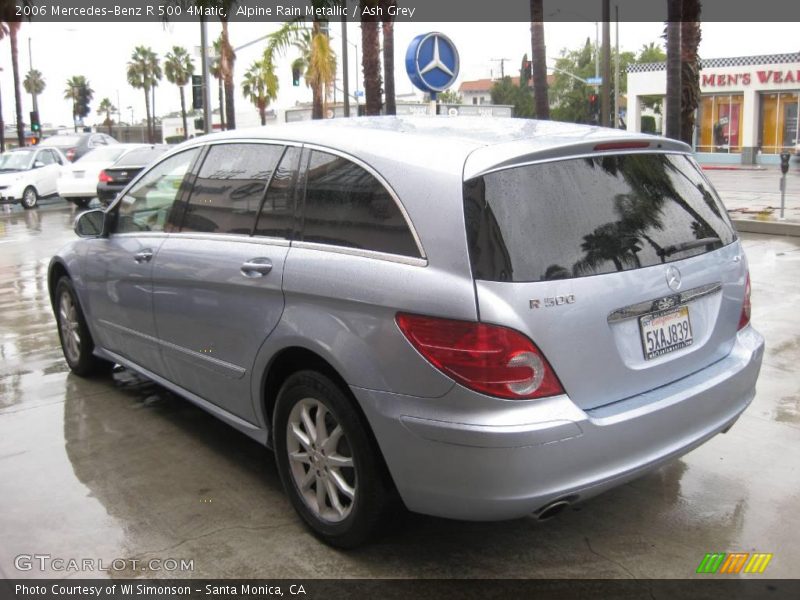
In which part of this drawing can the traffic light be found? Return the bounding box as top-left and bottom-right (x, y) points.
(76, 85), (91, 117)
(30, 111), (40, 133)
(292, 66), (301, 87)
(588, 93), (599, 122)
(191, 75), (203, 110)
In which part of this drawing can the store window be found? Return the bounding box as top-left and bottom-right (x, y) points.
(759, 92), (800, 154)
(697, 94), (744, 153)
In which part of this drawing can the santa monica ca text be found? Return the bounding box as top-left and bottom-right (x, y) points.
(16, 584), (306, 596)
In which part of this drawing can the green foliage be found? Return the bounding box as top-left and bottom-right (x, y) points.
(63, 75), (94, 118)
(437, 89), (462, 104)
(23, 69), (45, 95)
(490, 77), (533, 118)
(641, 115), (657, 134)
(637, 42), (666, 64)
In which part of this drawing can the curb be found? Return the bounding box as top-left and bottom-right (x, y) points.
(702, 165), (768, 171)
(731, 218), (800, 237)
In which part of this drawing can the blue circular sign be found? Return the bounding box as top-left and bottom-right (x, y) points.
(405, 32), (460, 94)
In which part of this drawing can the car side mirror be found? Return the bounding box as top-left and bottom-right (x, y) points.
(74, 209), (109, 238)
(33, 161), (45, 169)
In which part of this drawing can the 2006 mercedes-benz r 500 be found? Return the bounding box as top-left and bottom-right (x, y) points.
(50, 117), (764, 547)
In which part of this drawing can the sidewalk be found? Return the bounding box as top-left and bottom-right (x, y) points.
(703, 165), (800, 237)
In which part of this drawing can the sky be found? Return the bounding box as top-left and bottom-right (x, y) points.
(0, 20), (798, 130)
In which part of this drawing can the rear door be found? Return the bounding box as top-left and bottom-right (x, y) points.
(464, 152), (744, 410)
(151, 142), (301, 423)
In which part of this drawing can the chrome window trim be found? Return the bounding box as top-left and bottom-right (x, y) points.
(169, 232), (291, 247)
(292, 240), (428, 268)
(607, 282), (723, 323)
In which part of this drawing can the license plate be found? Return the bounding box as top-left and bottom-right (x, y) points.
(73, 172), (84, 179)
(639, 306), (693, 360)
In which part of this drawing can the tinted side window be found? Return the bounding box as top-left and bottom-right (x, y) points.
(182, 143), (283, 235)
(115, 149), (199, 234)
(301, 150), (420, 258)
(254, 146), (300, 239)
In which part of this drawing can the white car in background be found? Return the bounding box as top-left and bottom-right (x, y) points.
(0, 147), (67, 209)
(57, 144), (148, 207)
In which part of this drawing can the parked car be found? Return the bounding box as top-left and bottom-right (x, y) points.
(58, 144), (148, 207)
(39, 132), (118, 162)
(48, 117), (764, 548)
(0, 146), (66, 209)
(97, 144), (170, 206)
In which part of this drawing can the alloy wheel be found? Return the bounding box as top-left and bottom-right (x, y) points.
(58, 291), (81, 364)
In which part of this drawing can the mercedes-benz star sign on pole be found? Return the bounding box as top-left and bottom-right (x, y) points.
(405, 32), (460, 97)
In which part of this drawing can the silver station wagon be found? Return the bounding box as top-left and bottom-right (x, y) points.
(49, 117), (764, 547)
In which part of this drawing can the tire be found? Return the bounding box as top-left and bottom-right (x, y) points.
(72, 197), (91, 208)
(21, 186), (38, 209)
(54, 276), (112, 376)
(273, 370), (396, 548)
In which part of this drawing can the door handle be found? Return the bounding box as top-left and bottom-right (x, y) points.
(241, 257), (273, 277)
(133, 249), (154, 263)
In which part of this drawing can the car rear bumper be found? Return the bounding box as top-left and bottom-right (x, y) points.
(351, 326), (764, 521)
(57, 178), (95, 199)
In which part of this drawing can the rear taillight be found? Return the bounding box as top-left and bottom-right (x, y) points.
(66, 148), (76, 161)
(98, 170), (113, 183)
(738, 272), (751, 330)
(396, 313), (564, 400)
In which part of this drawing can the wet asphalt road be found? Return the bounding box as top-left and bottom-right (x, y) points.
(0, 202), (798, 579)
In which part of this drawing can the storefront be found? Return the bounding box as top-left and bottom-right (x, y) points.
(627, 52), (800, 164)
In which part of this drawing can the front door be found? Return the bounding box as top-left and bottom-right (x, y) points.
(82, 148), (201, 373)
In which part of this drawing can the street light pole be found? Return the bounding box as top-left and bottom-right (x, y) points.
(601, 0), (611, 127)
(28, 37), (38, 115)
(0, 66), (5, 153)
(199, 18), (212, 134)
(341, 2), (350, 117)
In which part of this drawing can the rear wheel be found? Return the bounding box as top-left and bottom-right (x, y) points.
(54, 276), (112, 376)
(21, 186), (38, 209)
(273, 371), (395, 548)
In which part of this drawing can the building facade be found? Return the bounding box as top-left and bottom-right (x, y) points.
(627, 52), (800, 164)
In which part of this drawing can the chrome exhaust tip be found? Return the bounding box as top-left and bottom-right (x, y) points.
(535, 499), (571, 521)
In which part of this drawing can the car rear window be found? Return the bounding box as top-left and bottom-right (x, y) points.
(41, 135), (81, 147)
(464, 153), (736, 282)
(112, 146), (169, 168)
(76, 146), (128, 163)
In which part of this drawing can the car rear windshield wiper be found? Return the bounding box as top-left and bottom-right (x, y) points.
(658, 237), (722, 257)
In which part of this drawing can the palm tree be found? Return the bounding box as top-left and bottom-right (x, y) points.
(360, 0), (382, 115)
(98, 98), (116, 135)
(665, 0), (682, 140)
(23, 68), (45, 116)
(219, 17), (236, 130)
(63, 76), (94, 131)
(0, 21), (25, 145)
(680, 0), (702, 146)
(127, 46), (162, 144)
(242, 58), (279, 126)
(164, 46), (194, 141)
(380, 0), (396, 115)
(530, 0), (549, 120)
(266, 22), (337, 120)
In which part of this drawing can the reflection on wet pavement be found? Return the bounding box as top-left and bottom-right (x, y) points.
(1, 205), (799, 579)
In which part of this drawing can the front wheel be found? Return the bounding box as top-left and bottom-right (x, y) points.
(21, 186), (38, 209)
(273, 371), (396, 548)
(54, 277), (112, 376)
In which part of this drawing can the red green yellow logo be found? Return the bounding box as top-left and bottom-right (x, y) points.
(696, 552), (773, 574)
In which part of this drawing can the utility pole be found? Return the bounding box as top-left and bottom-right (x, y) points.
(28, 37), (38, 115)
(594, 22), (599, 81)
(614, 5), (620, 128)
(601, 0), (611, 127)
(491, 58), (510, 79)
(341, 2), (350, 118)
(199, 18), (212, 135)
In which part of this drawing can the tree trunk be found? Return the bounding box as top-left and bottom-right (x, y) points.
(360, 2), (382, 116)
(529, 0), (549, 120)
(143, 86), (152, 143)
(218, 78), (225, 130)
(381, 0), (396, 115)
(107, 113), (112, 136)
(179, 86), (188, 141)
(680, 0), (702, 146)
(665, 0), (682, 141)
(259, 104), (266, 126)
(311, 20), (324, 120)
(221, 19), (236, 130)
(10, 25), (25, 146)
